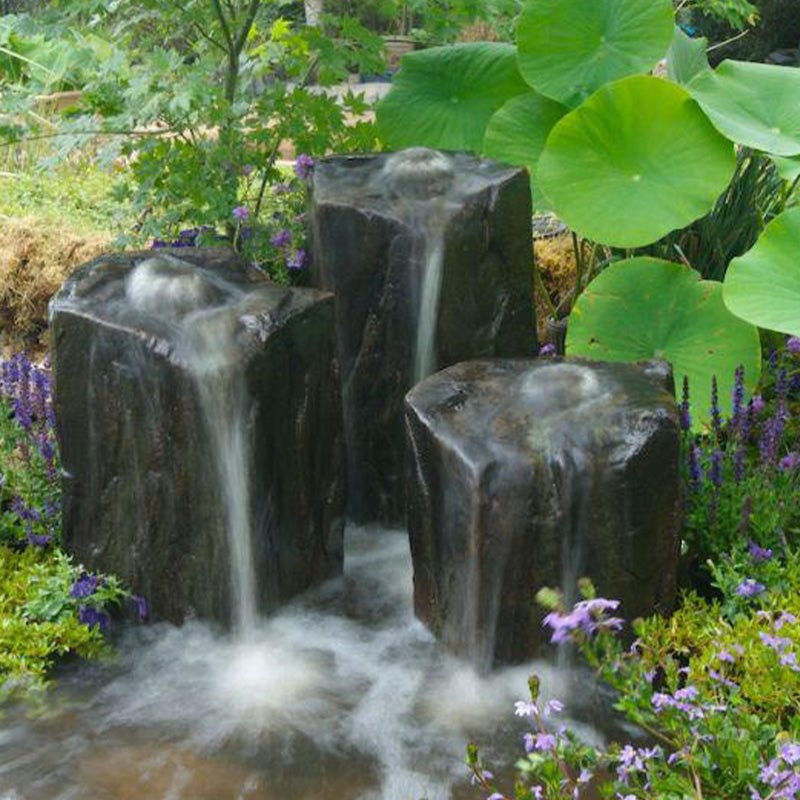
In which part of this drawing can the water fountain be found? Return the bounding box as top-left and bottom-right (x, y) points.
(406, 358), (682, 670)
(309, 148), (535, 523)
(15, 150), (686, 799)
(49, 248), (345, 631)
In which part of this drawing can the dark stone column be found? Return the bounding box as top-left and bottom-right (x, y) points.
(405, 358), (681, 669)
(309, 150), (535, 523)
(50, 249), (345, 625)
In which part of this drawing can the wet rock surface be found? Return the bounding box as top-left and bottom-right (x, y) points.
(50, 249), (345, 625)
(309, 150), (535, 523)
(405, 358), (682, 669)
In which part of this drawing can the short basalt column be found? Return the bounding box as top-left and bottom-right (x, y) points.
(405, 358), (681, 669)
(50, 249), (345, 627)
(309, 149), (534, 523)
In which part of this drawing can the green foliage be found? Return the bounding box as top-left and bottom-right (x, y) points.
(470, 561), (800, 799)
(724, 207), (800, 337)
(688, 60), (800, 157)
(681, 342), (800, 569)
(515, 0), (674, 108)
(1, 1), (386, 278)
(537, 75), (736, 248)
(0, 545), (108, 702)
(376, 42), (528, 152)
(567, 258), (761, 428)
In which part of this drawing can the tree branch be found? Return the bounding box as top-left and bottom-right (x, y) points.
(209, 0), (235, 51)
(234, 0), (262, 57)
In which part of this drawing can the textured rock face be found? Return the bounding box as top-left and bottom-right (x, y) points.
(50, 249), (345, 625)
(309, 149), (534, 523)
(405, 358), (681, 670)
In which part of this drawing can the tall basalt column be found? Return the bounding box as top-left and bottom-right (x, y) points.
(309, 149), (534, 523)
(405, 358), (682, 671)
(50, 249), (345, 627)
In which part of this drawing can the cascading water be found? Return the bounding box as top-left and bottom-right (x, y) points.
(125, 257), (259, 639)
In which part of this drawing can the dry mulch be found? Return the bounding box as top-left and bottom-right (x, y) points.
(534, 233), (577, 342)
(0, 217), (109, 356)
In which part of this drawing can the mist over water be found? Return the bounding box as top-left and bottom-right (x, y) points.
(0, 528), (597, 800)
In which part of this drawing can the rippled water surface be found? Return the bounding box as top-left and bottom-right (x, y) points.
(0, 528), (595, 800)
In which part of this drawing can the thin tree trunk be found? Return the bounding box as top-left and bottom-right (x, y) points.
(304, 0), (324, 26)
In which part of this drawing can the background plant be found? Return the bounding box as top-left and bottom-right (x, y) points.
(0, 1), (385, 279)
(0, 353), (140, 703)
(375, 0), (800, 424)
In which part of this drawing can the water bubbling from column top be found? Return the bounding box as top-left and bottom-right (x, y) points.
(379, 147), (455, 200)
(125, 255), (229, 319)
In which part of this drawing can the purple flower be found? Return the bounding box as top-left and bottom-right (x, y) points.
(730, 365), (745, 428)
(294, 154), (314, 179)
(232, 206), (250, 222)
(787, 336), (800, 354)
(271, 229), (292, 248)
(543, 597), (623, 643)
(539, 343), (556, 357)
(759, 631), (791, 652)
(71, 574), (100, 599)
(779, 452), (800, 471)
(751, 394), (765, 414)
(132, 594), (149, 621)
(241, 164), (254, 176)
(736, 578), (766, 598)
(748, 540), (773, 563)
(709, 449), (723, 488)
(680, 375), (691, 431)
(286, 248), (307, 271)
(78, 605), (109, 633)
(710, 375), (722, 440)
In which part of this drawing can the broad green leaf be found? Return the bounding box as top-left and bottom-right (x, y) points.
(723, 207), (800, 336)
(770, 154), (800, 182)
(537, 76), (736, 248)
(482, 91), (567, 211)
(376, 43), (529, 152)
(666, 27), (710, 85)
(516, 0), (674, 107)
(688, 60), (800, 156)
(567, 257), (761, 428)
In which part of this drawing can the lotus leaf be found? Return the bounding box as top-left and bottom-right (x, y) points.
(375, 43), (529, 153)
(482, 91), (567, 210)
(666, 27), (710, 85)
(537, 76), (736, 248)
(688, 61), (800, 156)
(567, 257), (761, 427)
(723, 207), (800, 336)
(516, 0), (674, 107)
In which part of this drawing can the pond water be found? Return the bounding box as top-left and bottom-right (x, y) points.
(0, 528), (602, 800)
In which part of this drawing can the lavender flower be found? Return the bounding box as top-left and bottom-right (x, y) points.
(748, 540), (772, 563)
(294, 154), (314, 179)
(787, 336), (800, 354)
(78, 605), (109, 633)
(539, 343), (556, 357)
(730, 365), (745, 429)
(232, 206), (250, 222)
(736, 578), (766, 598)
(680, 375), (691, 431)
(70, 573), (100, 598)
(709, 449), (723, 488)
(286, 248), (307, 271)
(271, 229), (292, 248)
(710, 375), (722, 441)
(751, 394), (765, 415)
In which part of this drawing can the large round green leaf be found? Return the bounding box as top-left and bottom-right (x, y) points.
(666, 27), (710, 85)
(537, 76), (736, 248)
(771, 154), (800, 182)
(516, 0), (674, 107)
(375, 43), (529, 152)
(567, 257), (761, 428)
(482, 91), (567, 211)
(688, 60), (800, 156)
(723, 207), (800, 336)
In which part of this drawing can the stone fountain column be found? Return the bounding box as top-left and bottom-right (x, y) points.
(50, 249), (345, 628)
(405, 358), (682, 670)
(309, 149), (535, 523)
